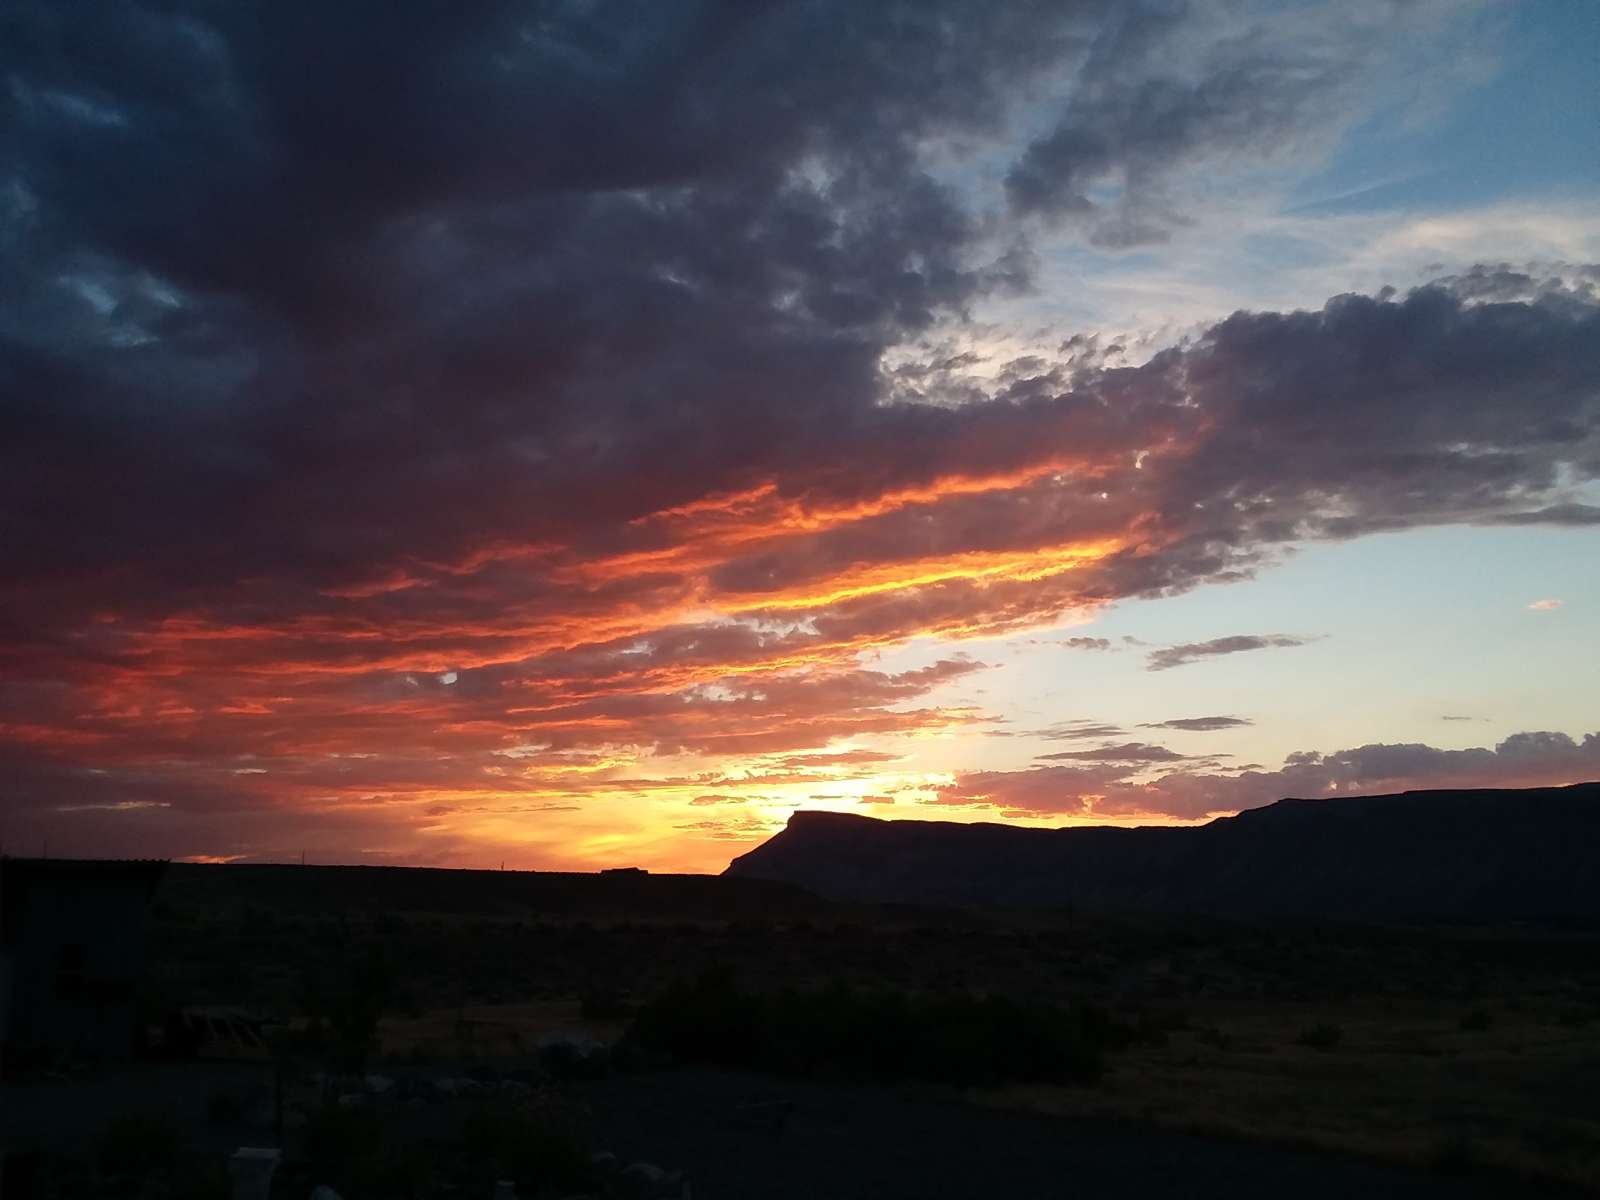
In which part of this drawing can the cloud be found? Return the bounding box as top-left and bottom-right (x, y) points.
(1060, 636), (1113, 651)
(1528, 598), (1564, 611)
(1491, 505), (1600, 527)
(926, 765), (1120, 818)
(1428, 263), (1600, 306)
(1037, 742), (1193, 763)
(769, 750), (905, 768)
(1031, 721), (1129, 741)
(934, 729), (1600, 821)
(1004, 0), (1483, 244)
(1146, 636), (1314, 672)
(1141, 716), (1253, 732)
(674, 815), (783, 842)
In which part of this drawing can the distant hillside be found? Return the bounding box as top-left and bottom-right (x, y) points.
(724, 783), (1600, 921)
(156, 861), (825, 922)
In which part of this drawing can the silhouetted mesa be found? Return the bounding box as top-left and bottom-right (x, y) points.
(724, 783), (1600, 921)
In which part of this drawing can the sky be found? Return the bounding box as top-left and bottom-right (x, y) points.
(1, 0), (1597, 872)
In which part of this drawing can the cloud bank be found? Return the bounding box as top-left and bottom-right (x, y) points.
(935, 731), (1600, 821)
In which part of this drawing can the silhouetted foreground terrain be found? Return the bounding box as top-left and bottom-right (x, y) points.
(726, 783), (1600, 918)
(112, 834), (1600, 1192)
(9, 786), (1600, 1196)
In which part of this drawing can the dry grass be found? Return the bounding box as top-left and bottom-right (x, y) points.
(979, 999), (1600, 1191)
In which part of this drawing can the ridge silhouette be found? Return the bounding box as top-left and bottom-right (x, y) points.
(725, 782), (1600, 920)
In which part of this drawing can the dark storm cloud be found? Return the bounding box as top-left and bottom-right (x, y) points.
(1, 0), (1078, 606)
(1146, 636), (1314, 672)
(3, 0), (1587, 640)
(1142, 716), (1253, 732)
(1, 0), (1516, 623)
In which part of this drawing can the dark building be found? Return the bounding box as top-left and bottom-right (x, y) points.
(0, 858), (166, 1067)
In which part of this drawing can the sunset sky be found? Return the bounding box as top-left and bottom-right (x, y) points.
(2, 0), (1597, 872)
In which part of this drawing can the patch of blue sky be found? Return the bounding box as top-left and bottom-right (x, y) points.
(1290, 2), (1599, 218)
(871, 521), (1598, 784)
(1037, 525), (1597, 760)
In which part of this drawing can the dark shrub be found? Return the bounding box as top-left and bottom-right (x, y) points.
(1429, 1134), (1479, 1175)
(301, 948), (392, 1074)
(1458, 1007), (1494, 1032)
(1296, 1022), (1344, 1050)
(303, 1104), (383, 1189)
(303, 1103), (447, 1200)
(459, 1094), (595, 1195)
(1520, 1118), (1595, 1158)
(206, 1084), (246, 1123)
(538, 1035), (609, 1081)
(97, 1111), (184, 1179)
(626, 970), (1110, 1086)
(626, 966), (762, 1066)
(580, 988), (635, 1021)
(168, 1156), (231, 1200)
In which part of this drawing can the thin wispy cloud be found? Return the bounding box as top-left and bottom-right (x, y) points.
(1037, 743), (1193, 764)
(1142, 716), (1255, 732)
(1031, 722), (1129, 742)
(1146, 636), (1317, 672)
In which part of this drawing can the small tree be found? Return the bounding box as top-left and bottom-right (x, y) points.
(303, 947), (393, 1076)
